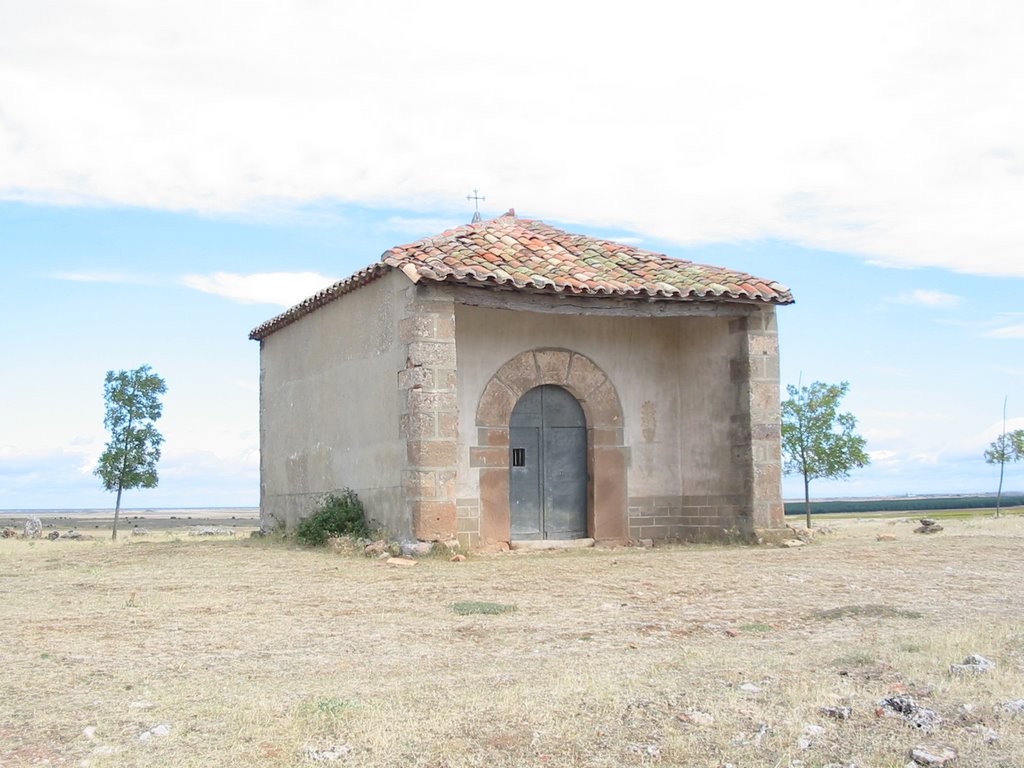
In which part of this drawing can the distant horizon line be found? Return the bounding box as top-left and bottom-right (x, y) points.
(0, 505), (260, 514)
(3, 491), (1022, 514)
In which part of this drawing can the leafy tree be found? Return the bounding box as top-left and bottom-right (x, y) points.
(781, 380), (870, 527)
(94, 365), (167, 540)
(984, 429), (1024, 518)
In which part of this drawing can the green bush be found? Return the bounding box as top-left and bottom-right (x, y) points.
(296, 489), (369, 545)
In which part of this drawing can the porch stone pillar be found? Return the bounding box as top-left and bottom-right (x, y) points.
(739, 306), (785, 532)
(399, 286), (458, 540)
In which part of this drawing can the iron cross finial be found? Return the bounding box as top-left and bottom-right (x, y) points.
(466, 188), (486, 222)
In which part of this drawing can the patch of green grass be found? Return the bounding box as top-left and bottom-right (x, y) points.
(813, 604), (922, 621)
(313, 697), (358, 714)
(451, 601), (517, 616)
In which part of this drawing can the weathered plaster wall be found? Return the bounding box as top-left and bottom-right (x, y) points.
(258, 270), (409, 534)
(452, 301), (774, 543)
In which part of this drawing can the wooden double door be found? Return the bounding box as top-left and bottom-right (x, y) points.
(509, 385), (588, 540)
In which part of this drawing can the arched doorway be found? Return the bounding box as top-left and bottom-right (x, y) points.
(509, 385), (588, 540)
(472, 348), (628, 545)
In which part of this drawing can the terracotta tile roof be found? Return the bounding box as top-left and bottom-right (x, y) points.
(250, 211), (792, 340)
(382, 210), (793, 304)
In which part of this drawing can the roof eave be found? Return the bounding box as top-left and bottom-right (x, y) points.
(248, 263), (393, 341)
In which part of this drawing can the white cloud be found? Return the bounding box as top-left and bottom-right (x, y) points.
(384, 216), (465, 237)
(181, 271), (337, 307)
(1, 2), (1023, 276)
(983, 324), (1024, 340)
(890, 289), (962, 308)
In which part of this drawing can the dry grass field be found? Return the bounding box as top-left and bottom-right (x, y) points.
(2, 515), (1023, 767)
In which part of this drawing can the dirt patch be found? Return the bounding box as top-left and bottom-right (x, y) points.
(1, 515), (1022, 766)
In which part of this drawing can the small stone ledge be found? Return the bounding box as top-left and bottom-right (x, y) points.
(509, 538), (595, 551)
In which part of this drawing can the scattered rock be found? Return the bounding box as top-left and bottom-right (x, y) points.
(627, 743), (661, 758)
(781, 539), (806, 548)
(677, 709), (715, 726)
(82, 726), (96, 740)
(803, 724), (826, 737)
(786, 524), (815, 543)
(963, 724), (999, 742)
(129, 700), (156, 710)
(62, 530), (83, 539)
(399, 539), (433, 558)
(739, 683), (762, 693)
(132, 527), (151, 536)
(820, 706), (852, 720)
(909, 743), (956, 766)
(303, 743), (353, 761)
(138, 724), (170, 741)
(46, 530), (60, 540)
(753, 723), (769, 745)
(23, 516), (42, 539)
(914, 519), (944, 534)
(363, 539), (388, 556)
(449, 554), (466, 562)
(636, 538), (654, 548)
(878, 695), (941, 733)
(385, 557), (417, 567)
(188, 526), (234, 536)
(1000, 699), (1024, 714)
(950, 654), (995, 675)
(877, 533), (898, 541)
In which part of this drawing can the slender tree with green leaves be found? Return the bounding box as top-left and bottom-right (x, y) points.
(94, 365), (167, 540)
(984, 425), (1024, 518)
(781, 380), (870, 527)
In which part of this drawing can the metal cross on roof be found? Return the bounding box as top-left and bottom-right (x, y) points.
(466, 188), (485, 223)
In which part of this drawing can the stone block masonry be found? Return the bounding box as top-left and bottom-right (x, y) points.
(733, 306), (784, 532)
(627, 495), (748, 541)
(399, 286), (459, 540)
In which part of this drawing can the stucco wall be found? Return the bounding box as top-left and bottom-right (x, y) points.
(453, 302), (756, 541)
(258, 270), (409, 534)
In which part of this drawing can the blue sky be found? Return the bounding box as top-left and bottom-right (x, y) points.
(1, 1), (1022, 509)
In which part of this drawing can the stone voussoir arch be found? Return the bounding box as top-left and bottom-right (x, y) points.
(475, 348), (623, 429)
(472, 348), (628, 544)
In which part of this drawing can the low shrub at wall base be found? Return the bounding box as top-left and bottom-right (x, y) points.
(296, 489), (370, 545)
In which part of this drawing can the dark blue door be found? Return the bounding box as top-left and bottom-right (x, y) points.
(509, 385), (587, 540)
